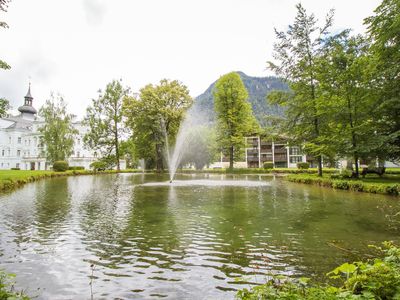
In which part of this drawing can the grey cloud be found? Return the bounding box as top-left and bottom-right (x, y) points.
(82, 0), (106, 26)
(0, 49), (57, 110)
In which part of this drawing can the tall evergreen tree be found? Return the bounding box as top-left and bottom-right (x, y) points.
(39, 93), (78, 163)
(267, 4), (334, 176)
(83, 79), (129, 170)
(213, 72), (258, 169)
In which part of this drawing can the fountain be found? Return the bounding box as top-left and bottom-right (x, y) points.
(161, 105), (208, 183)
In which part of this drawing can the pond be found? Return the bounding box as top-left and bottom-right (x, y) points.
(0, 173), (399, 299)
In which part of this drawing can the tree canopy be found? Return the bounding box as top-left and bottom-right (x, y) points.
(39, 93), (78, 163)
(83, 79), (129, 170)
(123, 79), (192, 171)
(213, 72), (258, 169)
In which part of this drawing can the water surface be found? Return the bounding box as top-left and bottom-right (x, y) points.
(0, 173), (399, 299)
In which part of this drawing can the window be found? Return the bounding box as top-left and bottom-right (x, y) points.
(289, 147), (301, 155)
(8, 137), (11, 144)
(18, 137), (21, 144)
(17, 150), (21, 157)
(77, 151), (80, 158)
(1, 150), (4, 156)
(290, 156), (303, 163)
(7, 149), (10, 156)
(16, 163), (20, 169)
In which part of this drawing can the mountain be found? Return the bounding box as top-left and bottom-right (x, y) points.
(194, 71), (288, 126)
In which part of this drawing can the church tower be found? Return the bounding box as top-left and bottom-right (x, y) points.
(18, 83), (37, 120)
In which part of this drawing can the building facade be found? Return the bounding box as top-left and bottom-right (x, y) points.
(0, 86), (124, 170)
(245, 136), (311, 168)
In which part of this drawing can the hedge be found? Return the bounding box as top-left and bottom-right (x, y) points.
(53, 161), (69, 172)
(286, 174), (399, 196)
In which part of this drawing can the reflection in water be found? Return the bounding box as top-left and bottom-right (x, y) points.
(0, 173), (399, 299)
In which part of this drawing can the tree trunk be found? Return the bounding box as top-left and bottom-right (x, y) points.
(229, 145), (234, 169)
(155, 143), (164, 172)
(353, 152), (359, 178)
(317, 155), (323, 177)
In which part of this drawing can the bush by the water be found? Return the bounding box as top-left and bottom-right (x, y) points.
(90, 161), (107, 171)
(0, 269), (30, 299)
(237, 242), (400, 300)
(68, 166), (85, 170)
(297, 162), (309, 169)
(287, 174), (399, 196)
(52, 161), (69, 172)
(263, 162), (274, 169)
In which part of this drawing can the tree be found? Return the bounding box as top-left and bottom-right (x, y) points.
(0, 97), (10, 117)
(318, 31), (376, 177)
(0, 0), (11, 70)
(83, 79), (129, 170)
(180, 126), (219, 170)
(365, 0), (400, 162)
(39, 93), (78, 163)
(123, 79), (192, 171)
(213, 72), (258, 169)
(267, 4), (334, 176)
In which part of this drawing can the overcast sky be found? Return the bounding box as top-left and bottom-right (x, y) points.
(0, 0), (381, 117)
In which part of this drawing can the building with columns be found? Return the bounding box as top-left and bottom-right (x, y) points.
(0, 86), (121, 170)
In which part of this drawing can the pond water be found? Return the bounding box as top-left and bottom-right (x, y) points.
(0, 173), (399, 299)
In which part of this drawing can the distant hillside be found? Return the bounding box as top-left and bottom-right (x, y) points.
(194, 72), (288, 125)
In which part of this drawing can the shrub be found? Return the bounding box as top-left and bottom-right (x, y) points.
(237, 242), (400, 300)
(0, 269), (30, 299)
(263, 162), (274, 169)
(53, 161), (69, 172)
(68, 166), (85, 170)
(90, 161), (107, 171)
(10, 167), (20, 170)
(297, 162), (309, 169)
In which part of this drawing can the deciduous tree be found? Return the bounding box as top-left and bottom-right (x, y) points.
(83, 79), (129, 170)
(213, 72), (258, 169)
(39, 93), (78, 163)
(123, 79), (192, 171)
(365, 0), (400, 162)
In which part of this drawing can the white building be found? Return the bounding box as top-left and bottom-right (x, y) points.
(0, 85), (124, 170)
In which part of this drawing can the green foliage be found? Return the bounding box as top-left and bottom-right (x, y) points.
(365, 0), (400, 162)
(90, 161), (107, 171)
(38, 93), (78, 163)
(263, 162), (274, 169)
(267, 4), (335, 177)
(0, 269), (30, 300)
(0, 98), (10, 117)
(84, 79), (130, 170)
(10, 167), (20, 170)
(297, 162), (310, 169)
(287, 174), (400, 196)
(237, 242), (400, 300)
(195, 72), (288, 125)
(0, 0), (11, 71)
(123, 79), (192, 171)
(68, 166), (85, 170)
(52, 161), (69, 172)
(214, 72), (259, 169)
(180, 126), (219, 170)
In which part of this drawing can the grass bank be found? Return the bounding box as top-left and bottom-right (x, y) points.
(286, 173), (400, 196)
(0, 169), (142, 193)
(178, 167), (338, 175)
